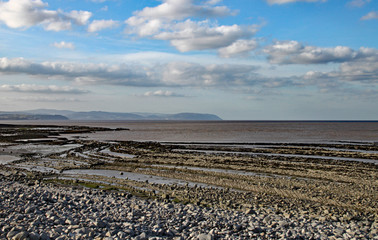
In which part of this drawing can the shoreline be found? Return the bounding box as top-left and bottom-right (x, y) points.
(0, 124), (377, 239)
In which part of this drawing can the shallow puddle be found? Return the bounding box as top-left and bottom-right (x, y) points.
(7, 144), (82, 155)
(63, 169), (222, 189)
(0, 155), (20, 165)
(148, 164), (278, 178)
(14, 164), (60, 173)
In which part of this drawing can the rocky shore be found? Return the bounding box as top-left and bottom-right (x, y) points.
(1, 172), (376, 240)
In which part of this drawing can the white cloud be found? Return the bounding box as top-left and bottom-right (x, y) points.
(218, 39), (258, 58)
(143, 90), (185, 97)
(155, 20), (257, 52)
(52, 41), (75, 49)
(44, 21), (72, 31)
(66, 10), (92, 26)
(132, 0), (234, 21)
(347, 0), (371, 7)
(303, 53), (378, 84)
(266, 0), (326, 4)
(264, 40), (378, 64)
(0, 84), (88, 94)
(88, 20), (119, 32)
(125, 0), (258, 55)
(361, 11), (378, 20)
(0, 0), (92, 31)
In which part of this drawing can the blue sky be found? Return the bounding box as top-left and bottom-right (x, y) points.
(0, 0), (377, 120)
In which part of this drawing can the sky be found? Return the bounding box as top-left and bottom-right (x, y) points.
(0, 0), (377, 120)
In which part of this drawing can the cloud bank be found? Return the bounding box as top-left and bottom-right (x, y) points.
(264, 40), (378, 65)
(0, 57), (262, 88)
(0, 84), (88, 94)
(1, 52), (376, 98)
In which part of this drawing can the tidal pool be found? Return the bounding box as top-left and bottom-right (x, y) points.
(148, 164), (276, 178)
(0, 155), (20, 165)
(63, 169), (221, 189)
(7, 143), (82, 155)
(173, 149), (378, 165)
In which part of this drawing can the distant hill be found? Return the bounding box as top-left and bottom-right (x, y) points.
(1, 109), (222, 121)
(0, 114), (68, 120)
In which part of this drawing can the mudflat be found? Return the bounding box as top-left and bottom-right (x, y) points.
(0, 124), (377, 239)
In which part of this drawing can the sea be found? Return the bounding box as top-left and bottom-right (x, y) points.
(2, 120), (378, 143)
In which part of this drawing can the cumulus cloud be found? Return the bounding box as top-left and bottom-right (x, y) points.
(0, 84), (88, 94)
(131, 0), (234, 21)
(52, 41), (75, 49)
(125, 0), (258, 56)
(0, 0), (92, 31)
(218, 39), (258, 58)
(303, 60), (378, 84)
(266, 0), (326, 4)
(88, 19), (119, 32)
(361, 11), (378, 20)
(264, 40), (378, 64)
(143, 90), (186, 97)
(155, 20), (257, 52)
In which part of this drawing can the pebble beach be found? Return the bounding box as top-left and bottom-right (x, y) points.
(1, 173), (376, 240)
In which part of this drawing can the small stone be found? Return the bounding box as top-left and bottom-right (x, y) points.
(197, 233), (213, 240)
(7, 230), (19, 239)
(11, 231), (29, 240)
(139, 232), (148, 240)
(28, 233), (40, 240)
(117, 231), (127, 238)
(245, 208), (255, 214)
(95, 220), (107, 228)
(40, 233), (51, 240)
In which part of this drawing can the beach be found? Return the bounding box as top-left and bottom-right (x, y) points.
(0, 122), (377, 239)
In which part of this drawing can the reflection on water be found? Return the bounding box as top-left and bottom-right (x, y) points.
(149, 164), (277, 178)
(63, 169), (221, 188)
(7, 144), (81, 155)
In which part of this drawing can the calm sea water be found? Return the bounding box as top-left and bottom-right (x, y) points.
(3, 120), (378, 143)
